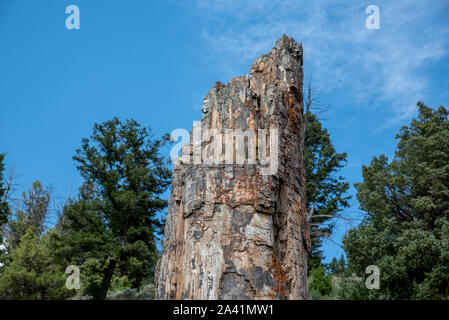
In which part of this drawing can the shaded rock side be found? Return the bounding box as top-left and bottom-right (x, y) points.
(155, 35), (311, 300)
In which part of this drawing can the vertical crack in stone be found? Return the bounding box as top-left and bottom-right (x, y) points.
(155, 35), (310, 300)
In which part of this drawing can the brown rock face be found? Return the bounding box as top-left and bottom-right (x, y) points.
(155, 35), (311, 300)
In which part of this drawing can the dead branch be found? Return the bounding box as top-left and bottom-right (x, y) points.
(2, 166), (15, 203)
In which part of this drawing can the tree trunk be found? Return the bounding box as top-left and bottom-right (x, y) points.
(96, 258), (117, 300)
(155, 35), (311, 300)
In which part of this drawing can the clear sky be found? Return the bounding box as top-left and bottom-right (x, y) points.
(1, 0), (448, 263)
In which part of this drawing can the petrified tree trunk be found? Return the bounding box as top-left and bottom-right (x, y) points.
(155, 35), (311, 300)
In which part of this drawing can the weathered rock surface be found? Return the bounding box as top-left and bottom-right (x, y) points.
(155, 35), (311, 300)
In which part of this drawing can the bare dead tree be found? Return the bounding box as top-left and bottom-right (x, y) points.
(2, 166), (16, 203)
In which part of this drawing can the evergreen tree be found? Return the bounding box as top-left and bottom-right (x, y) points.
(53, 118), (171, 300)
(343, 102), (449, 299)
(6, 181), (51, 252)
(0, 154), (9, 270)
(328, 254), (346, 276)
(0, 154), (9, 234)
(0, 227), (72, 299)
(305, 112), (350, 270)
(309, 266), (332, 297)
(51, 182), (119, 299)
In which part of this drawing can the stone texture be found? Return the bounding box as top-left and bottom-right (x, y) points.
(155, 35), (311, 300)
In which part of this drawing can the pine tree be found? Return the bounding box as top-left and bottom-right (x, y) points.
(309, 266), (332, 297)
(304, 112), (350, 270)
(0, 154), (10, 270)
(343, 102), (449, 299)
(0, 227), (72, 299)
(328, 254), (346, 276)
(6, 181), (51, 252)
(0, 154), (9, 237)
(53, 118), (171, 300)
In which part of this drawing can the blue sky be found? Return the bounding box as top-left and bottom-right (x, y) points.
(1, 0), (448, 263)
